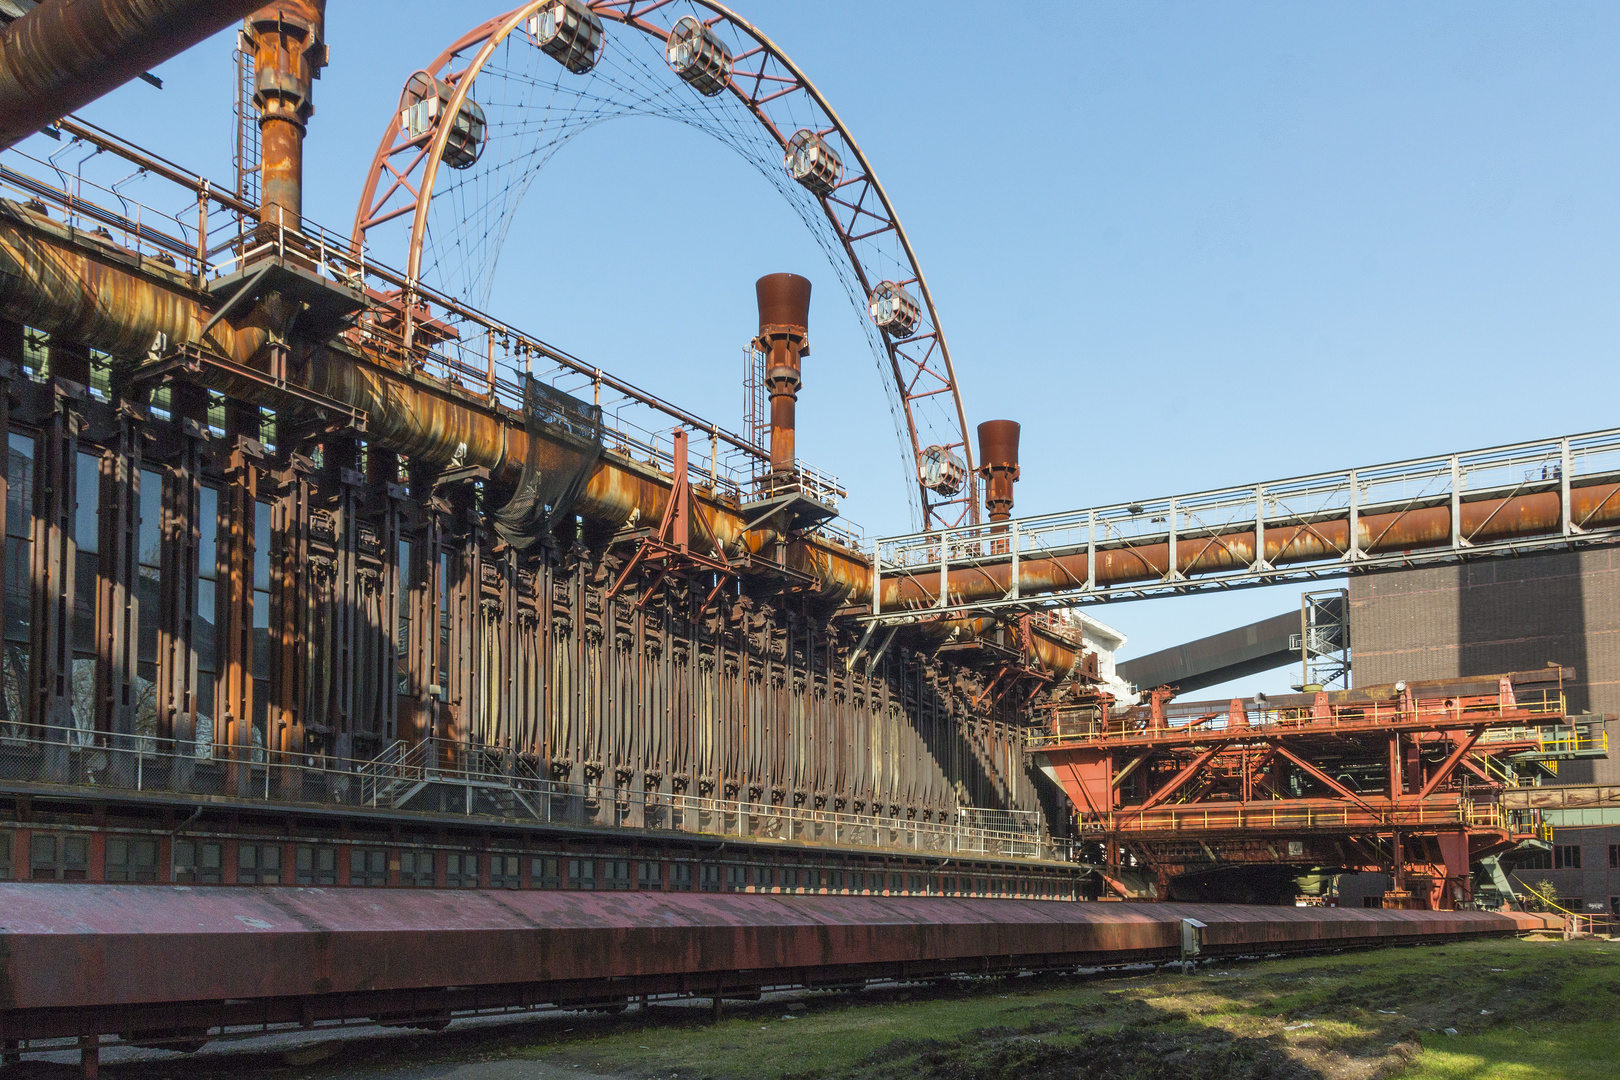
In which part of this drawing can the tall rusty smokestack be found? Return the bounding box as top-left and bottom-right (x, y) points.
(977, 420), (1021, 523)
(247, 0), (325, 233)
(755, 273), (811, 477)
(0, 0), (267, 151)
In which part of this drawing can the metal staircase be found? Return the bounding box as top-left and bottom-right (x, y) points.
(357, 738), (545, 813)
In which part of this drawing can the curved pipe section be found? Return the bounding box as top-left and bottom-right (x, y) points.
(0, 205), (875, 605)
(0, 0), (267, 150)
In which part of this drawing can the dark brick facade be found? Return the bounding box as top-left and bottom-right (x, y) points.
(1349, 550), (1620, 912)
(1349, 548), (1620, 785)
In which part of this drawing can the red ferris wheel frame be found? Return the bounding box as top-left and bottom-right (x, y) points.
(351, 0), (979, 529)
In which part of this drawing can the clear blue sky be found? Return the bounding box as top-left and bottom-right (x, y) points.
(31, 2), (1620, 700)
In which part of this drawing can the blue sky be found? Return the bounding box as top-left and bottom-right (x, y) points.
(29, 2), (1620, 699)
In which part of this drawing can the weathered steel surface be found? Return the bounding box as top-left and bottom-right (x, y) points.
(976, 420), (1020, 523)
(0, 0), (265, 150)
(755, 273), (809, 476)
(247, 1), (324, 231)
(881, 482), (1620, 609)
(0, 885), (1539, 1015)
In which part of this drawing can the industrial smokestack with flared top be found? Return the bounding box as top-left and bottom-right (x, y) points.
(977, 419), (1021, 524)
(755, 272), (811, 477)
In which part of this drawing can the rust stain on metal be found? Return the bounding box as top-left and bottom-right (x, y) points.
(0, 0), (267, 150)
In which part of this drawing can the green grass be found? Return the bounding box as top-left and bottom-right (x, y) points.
(1411, 1024), (1619, 1080)
(507, 938), (1620, 1080)
(104, 937), (1620, 1080)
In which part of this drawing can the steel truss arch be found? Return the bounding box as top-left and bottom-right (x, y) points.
(352, 0), (978, 528)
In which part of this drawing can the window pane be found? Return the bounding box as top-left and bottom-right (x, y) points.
(198, 487), (218, 581)
(74, 452), (99, 555)
(138, 470), (162, 569)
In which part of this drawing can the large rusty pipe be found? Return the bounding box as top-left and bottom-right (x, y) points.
(247, 1), (324, 232)
(0, 0), (267, 151)
(756, 273), (809, 476)
(13, 208), (1607, 682)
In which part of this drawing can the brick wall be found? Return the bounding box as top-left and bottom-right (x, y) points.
(1349, 548), (1620, 786)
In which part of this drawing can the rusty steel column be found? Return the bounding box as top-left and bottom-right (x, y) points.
(0, 0), (267, 151)
(246, 0), (325, 232)
(94, 408), (141, 787)
(754, 274), (810, 477)
(219, 434), (260, 794)
(29, 370), (82, 780)
(156, 383), (206, 788)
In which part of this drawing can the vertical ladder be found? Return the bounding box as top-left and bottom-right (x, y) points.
(233, 34), (261, 222)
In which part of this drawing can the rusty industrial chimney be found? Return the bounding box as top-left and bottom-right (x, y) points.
(977, 420), (1021, 524)
(247, 0), (325, 233)
(755, 273), (811, 477)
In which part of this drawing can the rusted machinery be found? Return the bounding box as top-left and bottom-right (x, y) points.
(1031, 668), (1609, 907)
(0, 883), (1555, 1062)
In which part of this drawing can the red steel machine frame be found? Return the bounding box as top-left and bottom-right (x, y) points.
(1031, 668), (1595, 909)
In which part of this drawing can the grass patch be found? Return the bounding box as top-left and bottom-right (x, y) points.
(517, 938), (1619, 1080)
(94, 937), (1620, 1080)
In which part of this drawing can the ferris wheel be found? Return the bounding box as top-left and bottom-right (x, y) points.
(352, 0), (978, 528)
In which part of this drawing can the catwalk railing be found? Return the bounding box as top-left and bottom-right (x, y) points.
(0, 723), (1064, 862)
(1073, 798), (1531, 836)
(1026, 691), (1572, 750)
(869, 426), (1620, 618)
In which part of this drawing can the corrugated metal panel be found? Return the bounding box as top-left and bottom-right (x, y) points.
(0, 885), (1536, 1014)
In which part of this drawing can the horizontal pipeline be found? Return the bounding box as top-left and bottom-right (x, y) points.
(0, 205), (1087, 676)
(878, 484), (1620, 610)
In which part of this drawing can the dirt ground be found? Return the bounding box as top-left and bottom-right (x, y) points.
(11, 936), (1619, 1080)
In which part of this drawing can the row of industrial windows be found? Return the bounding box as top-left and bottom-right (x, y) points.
(0, 832), (1069, 897)
(0, 420), (416, 752)
(1515, 844), (1620, 871)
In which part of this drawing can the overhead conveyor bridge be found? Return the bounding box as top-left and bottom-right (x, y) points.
(865, 428), (1620, 622)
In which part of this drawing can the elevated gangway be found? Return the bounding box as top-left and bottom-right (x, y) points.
(865, 428), (1620, 623)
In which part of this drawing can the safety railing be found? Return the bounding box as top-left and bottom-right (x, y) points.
(869, 424), (1620, 616)
(749, 459), (847, 511)
(1025, 691), (1569, 749)
(0, 723), (1062, 862)
(1078, 799), (1517, 836)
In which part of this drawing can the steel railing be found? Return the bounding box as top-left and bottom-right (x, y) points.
(869, 426), (1620, 615)
(1077, 799), (1519, 836)
(0, 724), (1064, 862)
(1025, 692), (1569, 749)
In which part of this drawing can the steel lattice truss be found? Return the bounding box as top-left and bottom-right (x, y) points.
(354, 1), (977, 529)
